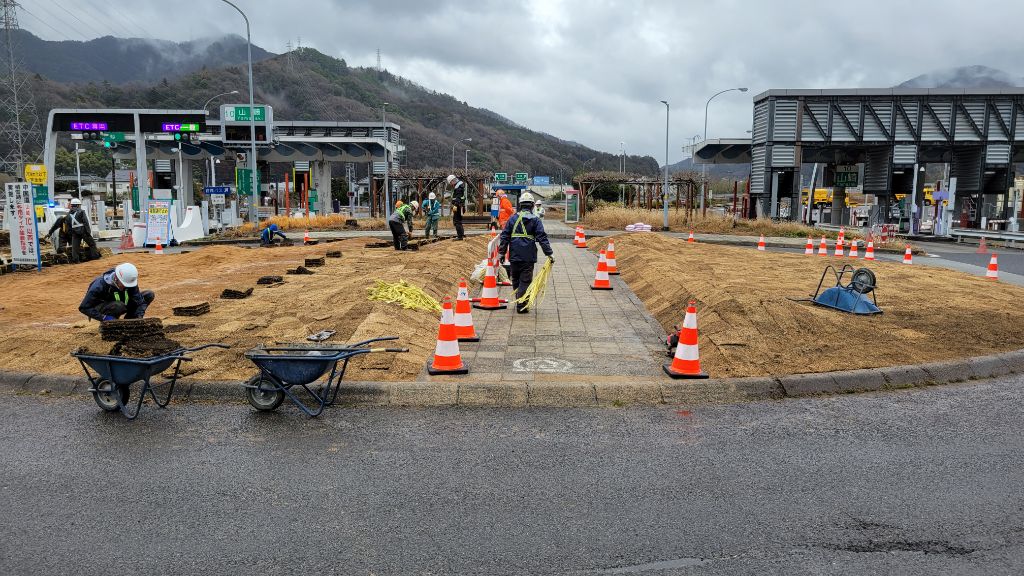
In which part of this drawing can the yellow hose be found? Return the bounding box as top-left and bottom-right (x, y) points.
(367, 280), (442, 313)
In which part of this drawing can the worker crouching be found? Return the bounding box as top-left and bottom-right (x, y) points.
(79, 263), (155, 322)
(260, 223), (287, 246)
(497, 192), (553, 313)
(389, 200), (419, 250)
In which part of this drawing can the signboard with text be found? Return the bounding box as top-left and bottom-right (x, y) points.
(532, 176), (551, 186)
(145, 200), (172, 245)
(23, 164), (47, 185)
(514, 172), (529, 183)
(494, 172), (508, 183)
(835, 165), (859, 187)
(223, 106), (267, 122)
(5, 183), (41, 269)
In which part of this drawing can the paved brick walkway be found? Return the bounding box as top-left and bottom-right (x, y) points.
(422, 239), (667, 384)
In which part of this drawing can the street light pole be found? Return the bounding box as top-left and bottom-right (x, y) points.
(701, 87), (748, 213)
(219, 0), (257, 223)
(382, 102), (390, 218)
(74, 143), (82, 198)
(451, 138), (471, 171)
(464, 149), (470, 173)
(619, 141), (625, 205)
(201, 90), (239, 187)
(660, 100), (669, 230)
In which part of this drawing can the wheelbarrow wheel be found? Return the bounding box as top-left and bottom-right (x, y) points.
(245, 374), (284, 411)
(93, 379), (129, 412)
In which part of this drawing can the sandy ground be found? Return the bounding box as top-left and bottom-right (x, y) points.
(591, 233), (1024, 378)
(0, 238), (487, 382)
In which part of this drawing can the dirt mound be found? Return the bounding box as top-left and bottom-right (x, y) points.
(592, 233), (1024, 378)
(0, 238), (486, 382)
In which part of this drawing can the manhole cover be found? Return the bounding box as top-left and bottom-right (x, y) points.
(512, 357), (574, 373)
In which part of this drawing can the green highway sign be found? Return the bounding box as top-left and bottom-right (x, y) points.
(514, 172), (529, 183)
(835, 165), (859, 188)
(236, 167), (261, 196)
(103, 132), (126, 142)
(229, 106), (266, 122)
(32, 185), (48, 205)
(494, 172), (508, 182)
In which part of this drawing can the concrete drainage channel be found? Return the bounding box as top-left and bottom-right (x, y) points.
(3, 348), (1024, 407)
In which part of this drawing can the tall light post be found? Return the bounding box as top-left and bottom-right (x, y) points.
(701, 87), (748, 212)
(202, 89), (239, 186)
(219, 0), (257, 222)
(619, 141), (625, 205)
(464, 149), (470, 173)
(660, 100), (669, 230)
(382, 102), (390, 218)
(451, 138), (471, 171)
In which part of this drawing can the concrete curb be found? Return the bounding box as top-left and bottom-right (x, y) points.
(5, 348), (1024, 408)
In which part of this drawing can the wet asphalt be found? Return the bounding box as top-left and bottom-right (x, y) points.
(2, 377), (1024, 575)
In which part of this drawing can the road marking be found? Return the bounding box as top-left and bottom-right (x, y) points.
(512, 357), (574, 373)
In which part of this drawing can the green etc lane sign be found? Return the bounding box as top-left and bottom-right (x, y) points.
(225, 106), (267, 122)
(494, 172), (508, 183)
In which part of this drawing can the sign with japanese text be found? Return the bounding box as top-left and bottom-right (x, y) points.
(145, 200), (171, 245)
(5, 183), (41, 269)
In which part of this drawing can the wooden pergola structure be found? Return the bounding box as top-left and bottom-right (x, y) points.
(367, 168), (493, 217)
(571, 170), (703, 219)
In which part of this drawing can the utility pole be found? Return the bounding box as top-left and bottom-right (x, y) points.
(0, 0), (41, 177)
(382, 102), (390, 218)
(74, 143), (82, 198)
(660, 101), (670, 230)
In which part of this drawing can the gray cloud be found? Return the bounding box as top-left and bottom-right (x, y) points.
(25, 0), (1024, 164)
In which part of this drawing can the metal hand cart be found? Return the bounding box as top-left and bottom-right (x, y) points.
(242, 337), (407, 416)
(71, 343), (230, 420)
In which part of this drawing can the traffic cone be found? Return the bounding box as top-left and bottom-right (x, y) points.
(834, 237), (844, 257)
(591, 249), (613, 290)
(453, 279), (480, 342)
(303, 229), (311, 244)
(154, 236), (164, 255)
(687, 230), (695, 243)
(902, 245), (913, 265)
(119, 232), (134, 250)
(577, 226), (587, 248)
(986, 253), (999, 280)
(756, 234), (766, 251)
(663, 301), (709, 379)
(473, 254), (508, 310)
(605, 240), (619, 275)
(976, 237), (987, 254)
(848, 239), (858, 258)
(573, 226), (582, 247)
(818, 236), (828, 257)
(427, 297), (469, 375)
(838, 226), (846, 244)
(804, 236), (814, 255)
(864, 241), (876, 261)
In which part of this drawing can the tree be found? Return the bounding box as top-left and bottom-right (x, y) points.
(54, 148), (112, 177)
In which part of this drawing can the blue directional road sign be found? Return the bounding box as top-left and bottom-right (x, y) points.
(532, 176), (551, 186)
(204, 186), (231, 195)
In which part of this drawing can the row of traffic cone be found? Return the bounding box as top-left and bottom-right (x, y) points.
(806, 236), (877, 261)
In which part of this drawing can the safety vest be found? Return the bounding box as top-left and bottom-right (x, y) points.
(114, 290), (129, 303)
(511, 214), (534, 240)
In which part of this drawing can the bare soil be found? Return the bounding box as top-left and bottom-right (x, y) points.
(591, 233), (1024, 378)
(0, 238), (486, 382)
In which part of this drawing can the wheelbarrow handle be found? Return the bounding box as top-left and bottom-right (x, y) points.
(368, 347), (410, 353)
(348, 336), (399, 347)
(183, 343), (231, 353)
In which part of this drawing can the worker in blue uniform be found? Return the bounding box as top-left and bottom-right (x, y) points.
(497, 192), (554, 313)
(79, 263), (155, 321)
(260, 223), (287, 246)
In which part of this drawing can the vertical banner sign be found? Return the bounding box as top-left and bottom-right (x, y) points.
(490, 194), (500, 219)
(564, 190), (580, 223)
(145, 200), (171, 245)
(6, 183), (41, 270)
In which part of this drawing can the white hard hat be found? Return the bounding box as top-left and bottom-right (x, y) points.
(446, 174), (457, 184)
(410, 200), (419, 210)
(70, 198), (82, 206)
(520, 192), (536, 204)
(114, 262), (139, 288)
(428, 192), (436, 200)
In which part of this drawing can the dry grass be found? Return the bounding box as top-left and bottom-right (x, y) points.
(583, 207), (852, 239)
(219, 214), (389, 237)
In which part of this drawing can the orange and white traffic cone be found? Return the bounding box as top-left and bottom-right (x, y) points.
(591, 249), (613, 290)
(453, 279), (480, 342)
(848, 239), (859, 258)
(687, 230), (695, 243)
(303, 229), (311, 244)
(818, 236), (828, 257)
(902, 245), (913, 265)
(663, 301), (709, 379)
(756, 234), (766, 251)
(473, 254), (508, 310)
(838, 226), (846, 244)
(573, 226), (582, 247)
(864, 241), (876, 261)
(427, 297), (469, 375)
(986, 253), (999, 280)
(605, 239), (619, 275)
(976, 237), (987, 254)
(154, 236), (164, 255)
(804, 236), (814, 255)
(834, 237), (844, 257)
(577, 226), (587, 248)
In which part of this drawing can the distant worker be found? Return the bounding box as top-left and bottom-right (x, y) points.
(497, 191), (554, 314)
(67, 197), (99, 264)
(79, 262), (155, 322)
(260, 223), (287, 246)
(446, 174), (466, 241)
(497, 190), (514, 229)
(44, 210), (72, 256)
(389, 199), (418, 250)
(423, 192), (442, 239)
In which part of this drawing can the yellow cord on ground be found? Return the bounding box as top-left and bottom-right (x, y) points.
(515, 258), (553, 311)
(368, 280), (442, 313)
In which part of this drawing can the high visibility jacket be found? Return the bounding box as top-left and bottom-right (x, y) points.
(497, 209), (553, 264)
(78, 268), (150, 321)
(497, 196), (514, 228)
(389, 204), (413, 225)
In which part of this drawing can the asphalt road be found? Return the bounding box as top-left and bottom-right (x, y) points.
(2, 379), (1024, 575)
(913, 240), (1024, 276)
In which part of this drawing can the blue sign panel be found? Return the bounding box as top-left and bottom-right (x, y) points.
(532, 176), (551, 186)
(204, 186), (232, 194)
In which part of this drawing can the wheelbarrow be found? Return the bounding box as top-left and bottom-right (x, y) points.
(71, 343), (230, 420)
(242, 337), (408, 416)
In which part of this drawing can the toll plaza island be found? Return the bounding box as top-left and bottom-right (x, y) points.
(695, 88), (1024, 239)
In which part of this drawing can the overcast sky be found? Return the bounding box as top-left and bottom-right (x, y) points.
(22, 0), (1024, 163)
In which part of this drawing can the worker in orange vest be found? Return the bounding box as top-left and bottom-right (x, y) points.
(497, 190), (515, 230)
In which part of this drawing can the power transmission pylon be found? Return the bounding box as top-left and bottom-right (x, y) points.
(0, 0), (40, 178)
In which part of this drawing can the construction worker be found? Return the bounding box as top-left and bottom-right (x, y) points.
(44, 210), (72, 256)
(388, 200), (419, 250)
(446, 174), (466, 240)
(423, 192), (441, 239)
(260, 222), (288, 246)
(67, 197), (99, 264)
(497, 190), (514, 230)
(79, 262), (155, 322)
(497, 191), (554, 314)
